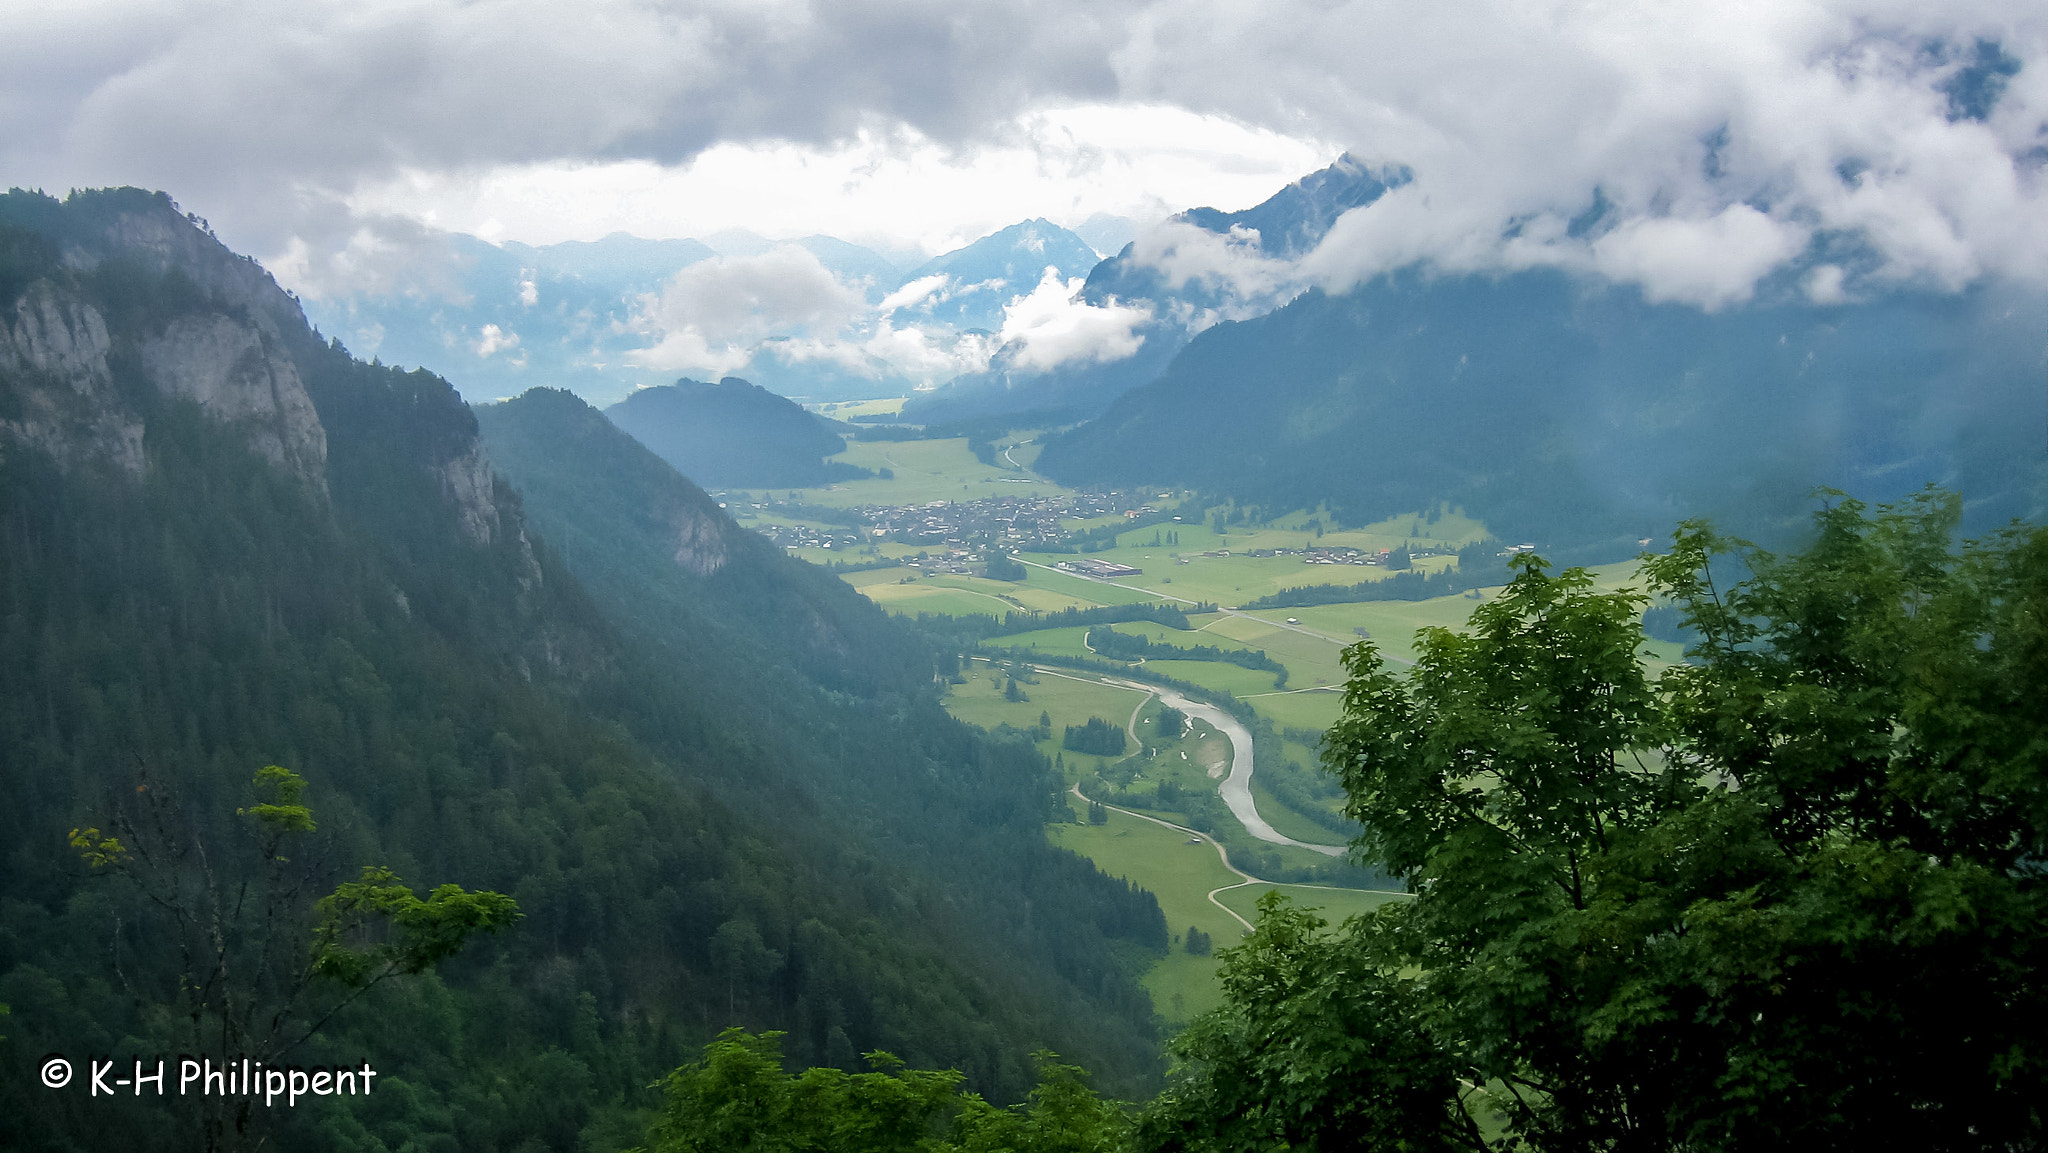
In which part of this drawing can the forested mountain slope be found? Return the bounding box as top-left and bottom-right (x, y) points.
(603, 375), (864, 488)
(0, 189), (1163, 1153)
(1036, 267), (2047, 547)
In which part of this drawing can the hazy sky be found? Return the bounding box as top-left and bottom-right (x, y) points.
(5, 0), (2043, 308)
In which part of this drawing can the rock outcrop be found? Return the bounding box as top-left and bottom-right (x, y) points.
(0, 282), (143, 474)
(141, 313), (326, 482)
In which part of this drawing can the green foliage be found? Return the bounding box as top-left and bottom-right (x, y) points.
(1181, 928), (1211, 957)
(1064, 717), (1127, 757)
(1238, 539), (1508, 608)
(238, 763), (316, 835)
(640, 1029), (1129, 1153)
(1141, 895), (1476, 1153)
(1144, 492), (2048, 1151)
(985, 553), (1028, 581)
(66, 825), (129, 868)
(0, 198), (1165, 1151)
(311, 866), (520, 987)
(1154, 707), (1185, 740)
(1084, 626), (1286, 684)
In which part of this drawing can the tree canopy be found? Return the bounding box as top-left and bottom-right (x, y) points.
(1142, 491), (2048, 1151)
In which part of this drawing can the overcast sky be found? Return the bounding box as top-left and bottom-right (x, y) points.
(5, 0), (2043, 308)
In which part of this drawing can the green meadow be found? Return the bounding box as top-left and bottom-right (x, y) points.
(1049, 809), (1244, 1022)
(1213, 883), (1406, 927)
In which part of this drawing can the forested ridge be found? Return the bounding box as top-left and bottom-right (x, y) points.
(0, 189), (1164, 1152)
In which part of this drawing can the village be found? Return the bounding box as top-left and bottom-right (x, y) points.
(742, 489), (1163, 555)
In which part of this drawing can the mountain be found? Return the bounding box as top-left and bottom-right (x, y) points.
(1034, 266), (2048, 548)
(604, 375), (865, 488)
(298, 230), (906, 407)
(1170, 152), (1403, 261)
(900, 156), (1398, 424)
(507, 231), (717, 289)
(796, 235), (905, 300)
(891, 218), (1103, 333)
(0, 189), (1165, 1151)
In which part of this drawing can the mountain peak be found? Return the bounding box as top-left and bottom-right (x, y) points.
(1176, 152), (1406, 259)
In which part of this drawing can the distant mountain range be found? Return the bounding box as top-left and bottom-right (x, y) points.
(1033, 267), (2048, 546)
(891, 219), (1104, 333)
(900, 154), (1400, 424)
(299, 218), (1108, 407)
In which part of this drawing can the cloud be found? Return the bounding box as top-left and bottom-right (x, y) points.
(475, 323), (520, 358)
(1128, 218), (1301, 320)
(1120, 0), (2048, 299)
(7, 0), (2042, 320)
(1589, 205), (1810, 309)
(627, 244), (866, 374)
(998, 267), (1151, 371)
(267, 207), (475, 302)
(878, 273), (950, 313)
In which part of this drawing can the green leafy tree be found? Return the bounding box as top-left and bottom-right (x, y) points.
(72, 766), (519, 1151)
(1142, 492), (2048, 1151)
(638, 1029), (1129, 1153)
(1155, 707), (1186, 740)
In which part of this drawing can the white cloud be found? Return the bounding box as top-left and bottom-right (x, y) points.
(6, 0), (2041, 321)
(1805, 263), (1850, 305)
(878, 273), (950, 313)
(998, 267), (1151, 371)
(626, 245), (867, 375)
(1589, 205), (1810, 309)
(1129, 218), (1301, 320)
(474, 323), (520, 357)
(1121, 0), (2048, 298)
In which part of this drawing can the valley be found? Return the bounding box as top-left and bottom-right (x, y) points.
(713, 417), (1697, 1018)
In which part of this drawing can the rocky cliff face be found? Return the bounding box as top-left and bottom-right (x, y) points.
(1, 190), (329, 491)
(140, 313), (327, 482)
(0, 189), (540, 548)
(0, 281), (143, 474)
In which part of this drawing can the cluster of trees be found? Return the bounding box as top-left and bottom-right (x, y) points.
(912, 601), (1211, 647)
(1085, 627), (1287, 686)
(1240, 539), (1510, 608)
(1148, 492), (2048, 1150)
(1063, 718), (1128, 757)
(638, 1030), (1130, 1153)
(1154, 707), (1186, 740)
(984, 553), (1028, 581)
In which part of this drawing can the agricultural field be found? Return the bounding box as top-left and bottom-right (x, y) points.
(943, 658), (1153, 768)
(1239, 688), (1346, 733)
(1212, 883), (1405, 928)
(1048, 809), (1244, 1022)
(811, 397), (907, 419)
(806, 437), (1051, 507)
(851, 571), (1097, 616)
